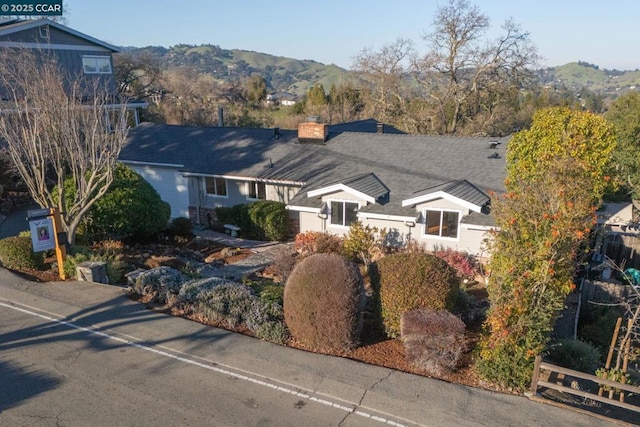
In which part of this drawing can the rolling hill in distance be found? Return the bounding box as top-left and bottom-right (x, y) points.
(122, 44), (640, 99)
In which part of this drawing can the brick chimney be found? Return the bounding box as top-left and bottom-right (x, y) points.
(298, 116), (328, 144)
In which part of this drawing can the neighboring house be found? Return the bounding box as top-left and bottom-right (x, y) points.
(594, 202), (640, 268)
(266, 92), (298, 106)
(119, 118), (508, 255)
(0, 18), (146, 123)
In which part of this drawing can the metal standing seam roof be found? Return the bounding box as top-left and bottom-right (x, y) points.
(120, 123), (508, 223)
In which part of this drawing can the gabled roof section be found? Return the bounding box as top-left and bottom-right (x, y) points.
(0, 18), (120, 52)
(307, 173), (389, 204)
(401, 179), (490, 213)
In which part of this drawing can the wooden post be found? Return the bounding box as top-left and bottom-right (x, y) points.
(619, 318), (633, 403)
(598, 317), (622, 397)
(530, 355), (542, 396)
(49, 207), (66, 280)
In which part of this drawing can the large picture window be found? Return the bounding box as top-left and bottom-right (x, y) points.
(330, 201), (359, 227)
(424, 209), (459, 238)
(248, 181), (266, 200)
(82, 56), (112, 74)
(205, 177), (227, 197)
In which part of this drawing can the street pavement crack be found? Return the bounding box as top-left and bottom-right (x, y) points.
(338, 370), (395, 426)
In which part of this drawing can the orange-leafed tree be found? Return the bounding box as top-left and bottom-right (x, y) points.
(477, 107), (617, 389)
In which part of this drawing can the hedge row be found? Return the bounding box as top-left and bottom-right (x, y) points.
(216, 201), (288, 241)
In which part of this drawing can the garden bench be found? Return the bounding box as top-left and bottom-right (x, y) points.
(223, 224), (241, 237)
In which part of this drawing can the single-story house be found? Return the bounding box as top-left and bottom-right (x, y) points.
(119, 118), (508, 255)
(266, 92), (298, 106)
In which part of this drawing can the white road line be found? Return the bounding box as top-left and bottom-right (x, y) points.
(0, 300), (407, 427)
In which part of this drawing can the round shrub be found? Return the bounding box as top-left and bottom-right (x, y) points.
(545, 339), (601, 373)
(373, 252), (460, 338)
(284, 253), (365, 351)
(133, 266), (184, 303)
(63, 164), (170, 240)
(196, 282), (256, 328)
(246, 299), (289, 344)
(0, 236), (44, 270)
(178, 277), (235, 303)
(168, 217), (193, 237)
(401, 308), (467, 375)
(248, 201), (288, 241)
(294, 231), (342, 256)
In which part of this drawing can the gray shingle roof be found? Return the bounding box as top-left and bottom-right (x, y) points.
(326, 119), (405, 137)
(120, 123), (508, 223)
(408, 179), (490, 209)
(120, 123), (301, 180)
(0, 18), (120, 52)
(316, 173), (390, 200)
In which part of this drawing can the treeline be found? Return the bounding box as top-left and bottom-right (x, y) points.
(114, 1), (611, 136)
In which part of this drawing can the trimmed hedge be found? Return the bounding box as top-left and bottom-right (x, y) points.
(248, 201), (288, 241)
(216, 201), (288, 241)
(401, 308), (467, 375)
(284, 253), (365, 351)
(215, 204), (252, 235)
(0, 236), (44, 270)
(372, 252), (460, 338)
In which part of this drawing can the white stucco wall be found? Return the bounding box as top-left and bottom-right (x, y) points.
(188, 177), (302, 210)
(130, 165), (189, 218)
(298, 211), (325, 233)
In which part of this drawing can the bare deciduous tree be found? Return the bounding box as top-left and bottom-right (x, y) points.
(113, 50), (163, 101)
(0, 49), (129, 245)
(414, 0), (539, 134)
(352, 38), (416, 130)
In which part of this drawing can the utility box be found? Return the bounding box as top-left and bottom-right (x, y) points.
(76, 261), (109, 284)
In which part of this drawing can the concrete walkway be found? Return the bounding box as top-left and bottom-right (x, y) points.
(192, 228), (292, 281)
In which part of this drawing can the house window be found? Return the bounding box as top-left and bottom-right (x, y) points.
(205, 177), (227, 197)
(39, 25), (49, 39)
(247, 181), (266, 200)
(82, 56), (112, 74)
(424, 209), (459, 239)
(330, 201), (359, 227)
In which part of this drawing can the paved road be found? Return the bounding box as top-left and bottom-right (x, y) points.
(0, 268), (624, 427)
(0, 202), (34, 239)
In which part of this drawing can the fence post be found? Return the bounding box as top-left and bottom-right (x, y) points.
(599, 317), (622, 397)
(529, 355), (542, 396)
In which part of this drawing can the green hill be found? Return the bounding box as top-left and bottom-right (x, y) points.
(121, 45), (640, 99)
(540, 62), (640, 96)
(121, 44), (356, 96)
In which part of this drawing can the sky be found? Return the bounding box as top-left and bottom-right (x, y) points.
(63, 0), (640, 71)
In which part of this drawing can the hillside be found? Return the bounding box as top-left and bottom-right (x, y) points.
(120, 44), (356, 96)
(121, 45), (640, 100)
(538, 62), (640, 96)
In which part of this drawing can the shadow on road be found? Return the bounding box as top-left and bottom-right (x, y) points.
(0, 359), (62, 411)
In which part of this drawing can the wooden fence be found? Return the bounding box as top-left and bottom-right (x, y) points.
(604, 233), (640, 270)
(530, 356), (640, 414)
(581, 280), (635, 305)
